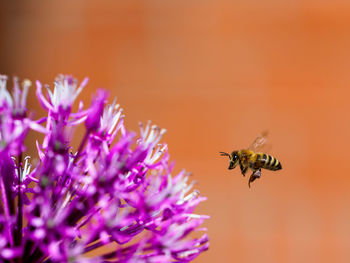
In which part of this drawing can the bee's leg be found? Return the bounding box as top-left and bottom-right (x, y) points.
(240, 164), (248, 177)
(253, 169), (261, 178)
(248, 169), (261, 188)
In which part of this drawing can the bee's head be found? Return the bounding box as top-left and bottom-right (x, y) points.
(220, 151), (239, 170)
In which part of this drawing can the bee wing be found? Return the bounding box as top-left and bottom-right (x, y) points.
(248, 130), (269, 152)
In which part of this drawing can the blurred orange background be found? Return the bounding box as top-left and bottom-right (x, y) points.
(2, 1), (350, 262)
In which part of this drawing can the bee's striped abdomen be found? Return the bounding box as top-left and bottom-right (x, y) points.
(260, 153), (282, 171)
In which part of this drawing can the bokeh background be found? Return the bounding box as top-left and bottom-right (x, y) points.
(1, 1), (350, 262)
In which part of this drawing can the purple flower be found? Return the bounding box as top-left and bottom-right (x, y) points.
(0, 74), (209, 262)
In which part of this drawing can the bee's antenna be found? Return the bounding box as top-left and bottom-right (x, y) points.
(219, 151), (230, 157)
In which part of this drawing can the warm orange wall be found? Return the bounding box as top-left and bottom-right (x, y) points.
(2, 1), (350, 262)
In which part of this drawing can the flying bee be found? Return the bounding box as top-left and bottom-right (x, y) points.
(220, 131), (282, 188)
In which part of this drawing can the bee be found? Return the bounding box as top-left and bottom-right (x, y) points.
(220, 131), (282, 187)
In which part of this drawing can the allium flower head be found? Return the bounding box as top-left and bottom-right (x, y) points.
(0, 74), (209, 262)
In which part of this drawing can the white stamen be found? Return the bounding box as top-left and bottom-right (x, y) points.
(177, 249), (199, 258)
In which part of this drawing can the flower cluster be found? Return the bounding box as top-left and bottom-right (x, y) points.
(0, 75), (209, 262)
